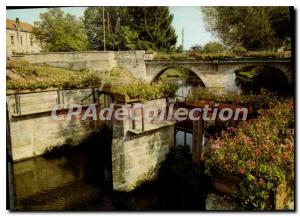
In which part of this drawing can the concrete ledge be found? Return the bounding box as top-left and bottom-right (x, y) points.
(127, 120), (175, 135)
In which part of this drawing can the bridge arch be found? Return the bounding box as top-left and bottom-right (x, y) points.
(231, 64), (293, 95)
(148, 65), (207, 87)
(225, 63), (292, 84)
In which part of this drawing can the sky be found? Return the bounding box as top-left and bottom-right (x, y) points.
(6, 6), (217, 49)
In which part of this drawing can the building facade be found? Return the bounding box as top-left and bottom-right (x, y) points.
(6, 18), (42, 56)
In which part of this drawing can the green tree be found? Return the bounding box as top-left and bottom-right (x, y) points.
(83, 6), (177, 51)
(83, 7), (131, 50)
(203, 41), (225, 52)
(33, 8), (88, 52)
(176, 45), (184, 53)
(202, 7), (291, 50)
(127, 7), (177, 51)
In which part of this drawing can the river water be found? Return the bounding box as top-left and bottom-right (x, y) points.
(10, 127), (211, 211)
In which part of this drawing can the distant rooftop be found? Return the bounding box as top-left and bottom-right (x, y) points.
(6, 18), (33, 32)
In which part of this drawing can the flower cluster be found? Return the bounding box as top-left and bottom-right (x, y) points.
(206, 100), (294, 209)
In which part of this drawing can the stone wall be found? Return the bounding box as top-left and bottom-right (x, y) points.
(6, 88), (109, 161)
(11, 50), (147, 80)
(111, 98), (175, 191)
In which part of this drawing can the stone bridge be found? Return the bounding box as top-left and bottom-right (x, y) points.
(145, 58), (293, 88)
(12, 50), (293, 89)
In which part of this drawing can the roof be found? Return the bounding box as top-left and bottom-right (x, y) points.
(6, 19), (33, 32)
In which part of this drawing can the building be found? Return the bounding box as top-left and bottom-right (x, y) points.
(6, 18), (42, 56)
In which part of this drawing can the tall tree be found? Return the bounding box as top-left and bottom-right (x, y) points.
(83, 6), (177, 51)
(33, 8), (88, 52)
(202, 7), (291, 50)
(83, 7), (132, 50)
(127, 7), (177, 51)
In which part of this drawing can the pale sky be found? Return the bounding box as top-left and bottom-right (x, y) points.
(6, 6), (217, 49)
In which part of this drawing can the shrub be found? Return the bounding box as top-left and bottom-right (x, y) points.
(110, 81), (179, 101)
(203, 41), (225, 52)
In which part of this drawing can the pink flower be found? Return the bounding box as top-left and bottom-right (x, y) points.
(246, 160), (256, 169)
(272, 154), (278, 161)
(282, 152), (288, 160)
(211, 139), (224, 149)
(238, 167), (245, 175)
(228, 127), (237, 133)
(255, 148), (262, 156)
(258, 177), (265, 186)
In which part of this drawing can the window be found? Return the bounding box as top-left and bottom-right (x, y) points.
(30, 38), (33, 46)
(20, 36), (23, 46)
(10, 36), (14, 45)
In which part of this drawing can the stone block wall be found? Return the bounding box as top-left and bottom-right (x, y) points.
(6, 88), (108, 161)
(11, 50), (147, 80)
(112, 125), (174, 192)
(111, 98), (174, 191)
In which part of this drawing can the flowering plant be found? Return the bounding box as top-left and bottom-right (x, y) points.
(187, 88), (280, 108)
(206, 100), (294, 209)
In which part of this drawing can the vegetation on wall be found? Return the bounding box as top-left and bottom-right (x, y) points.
(205, 100), (294, 209)
(154, 50), (289, 61)
(6, 60), (134, 91)
(110, 81), (178, 101)
(7, 60), (178, 101)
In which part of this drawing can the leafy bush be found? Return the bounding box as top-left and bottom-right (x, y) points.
(111, 81), (178, 101)
(206, 100), (294, 209)
(203, 41), (225, 52)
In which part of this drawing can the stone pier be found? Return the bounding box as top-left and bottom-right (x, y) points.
(111, 98), (175, 191)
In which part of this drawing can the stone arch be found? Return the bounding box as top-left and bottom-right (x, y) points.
(230, 63), (293, 95)
(226, 63), (292, 84)
(148, 65), (207, 87)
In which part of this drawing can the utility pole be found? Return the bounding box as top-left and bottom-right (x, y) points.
(117, 17), (121, 51)
(102, 7), (106, 51)
(182, 28), (184, 51)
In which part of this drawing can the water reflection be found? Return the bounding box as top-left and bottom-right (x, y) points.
(12, 127), (113, 210)
(11, 126), (210, 211)
(13, 152), (113, 210)
(176, 131), (193, 149)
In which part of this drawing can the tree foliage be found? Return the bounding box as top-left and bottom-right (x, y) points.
(33, 8), (88, 52)
(202, 7), (291, 50)
(203, 41), (225, 52)
(83, 6), (177, 51)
